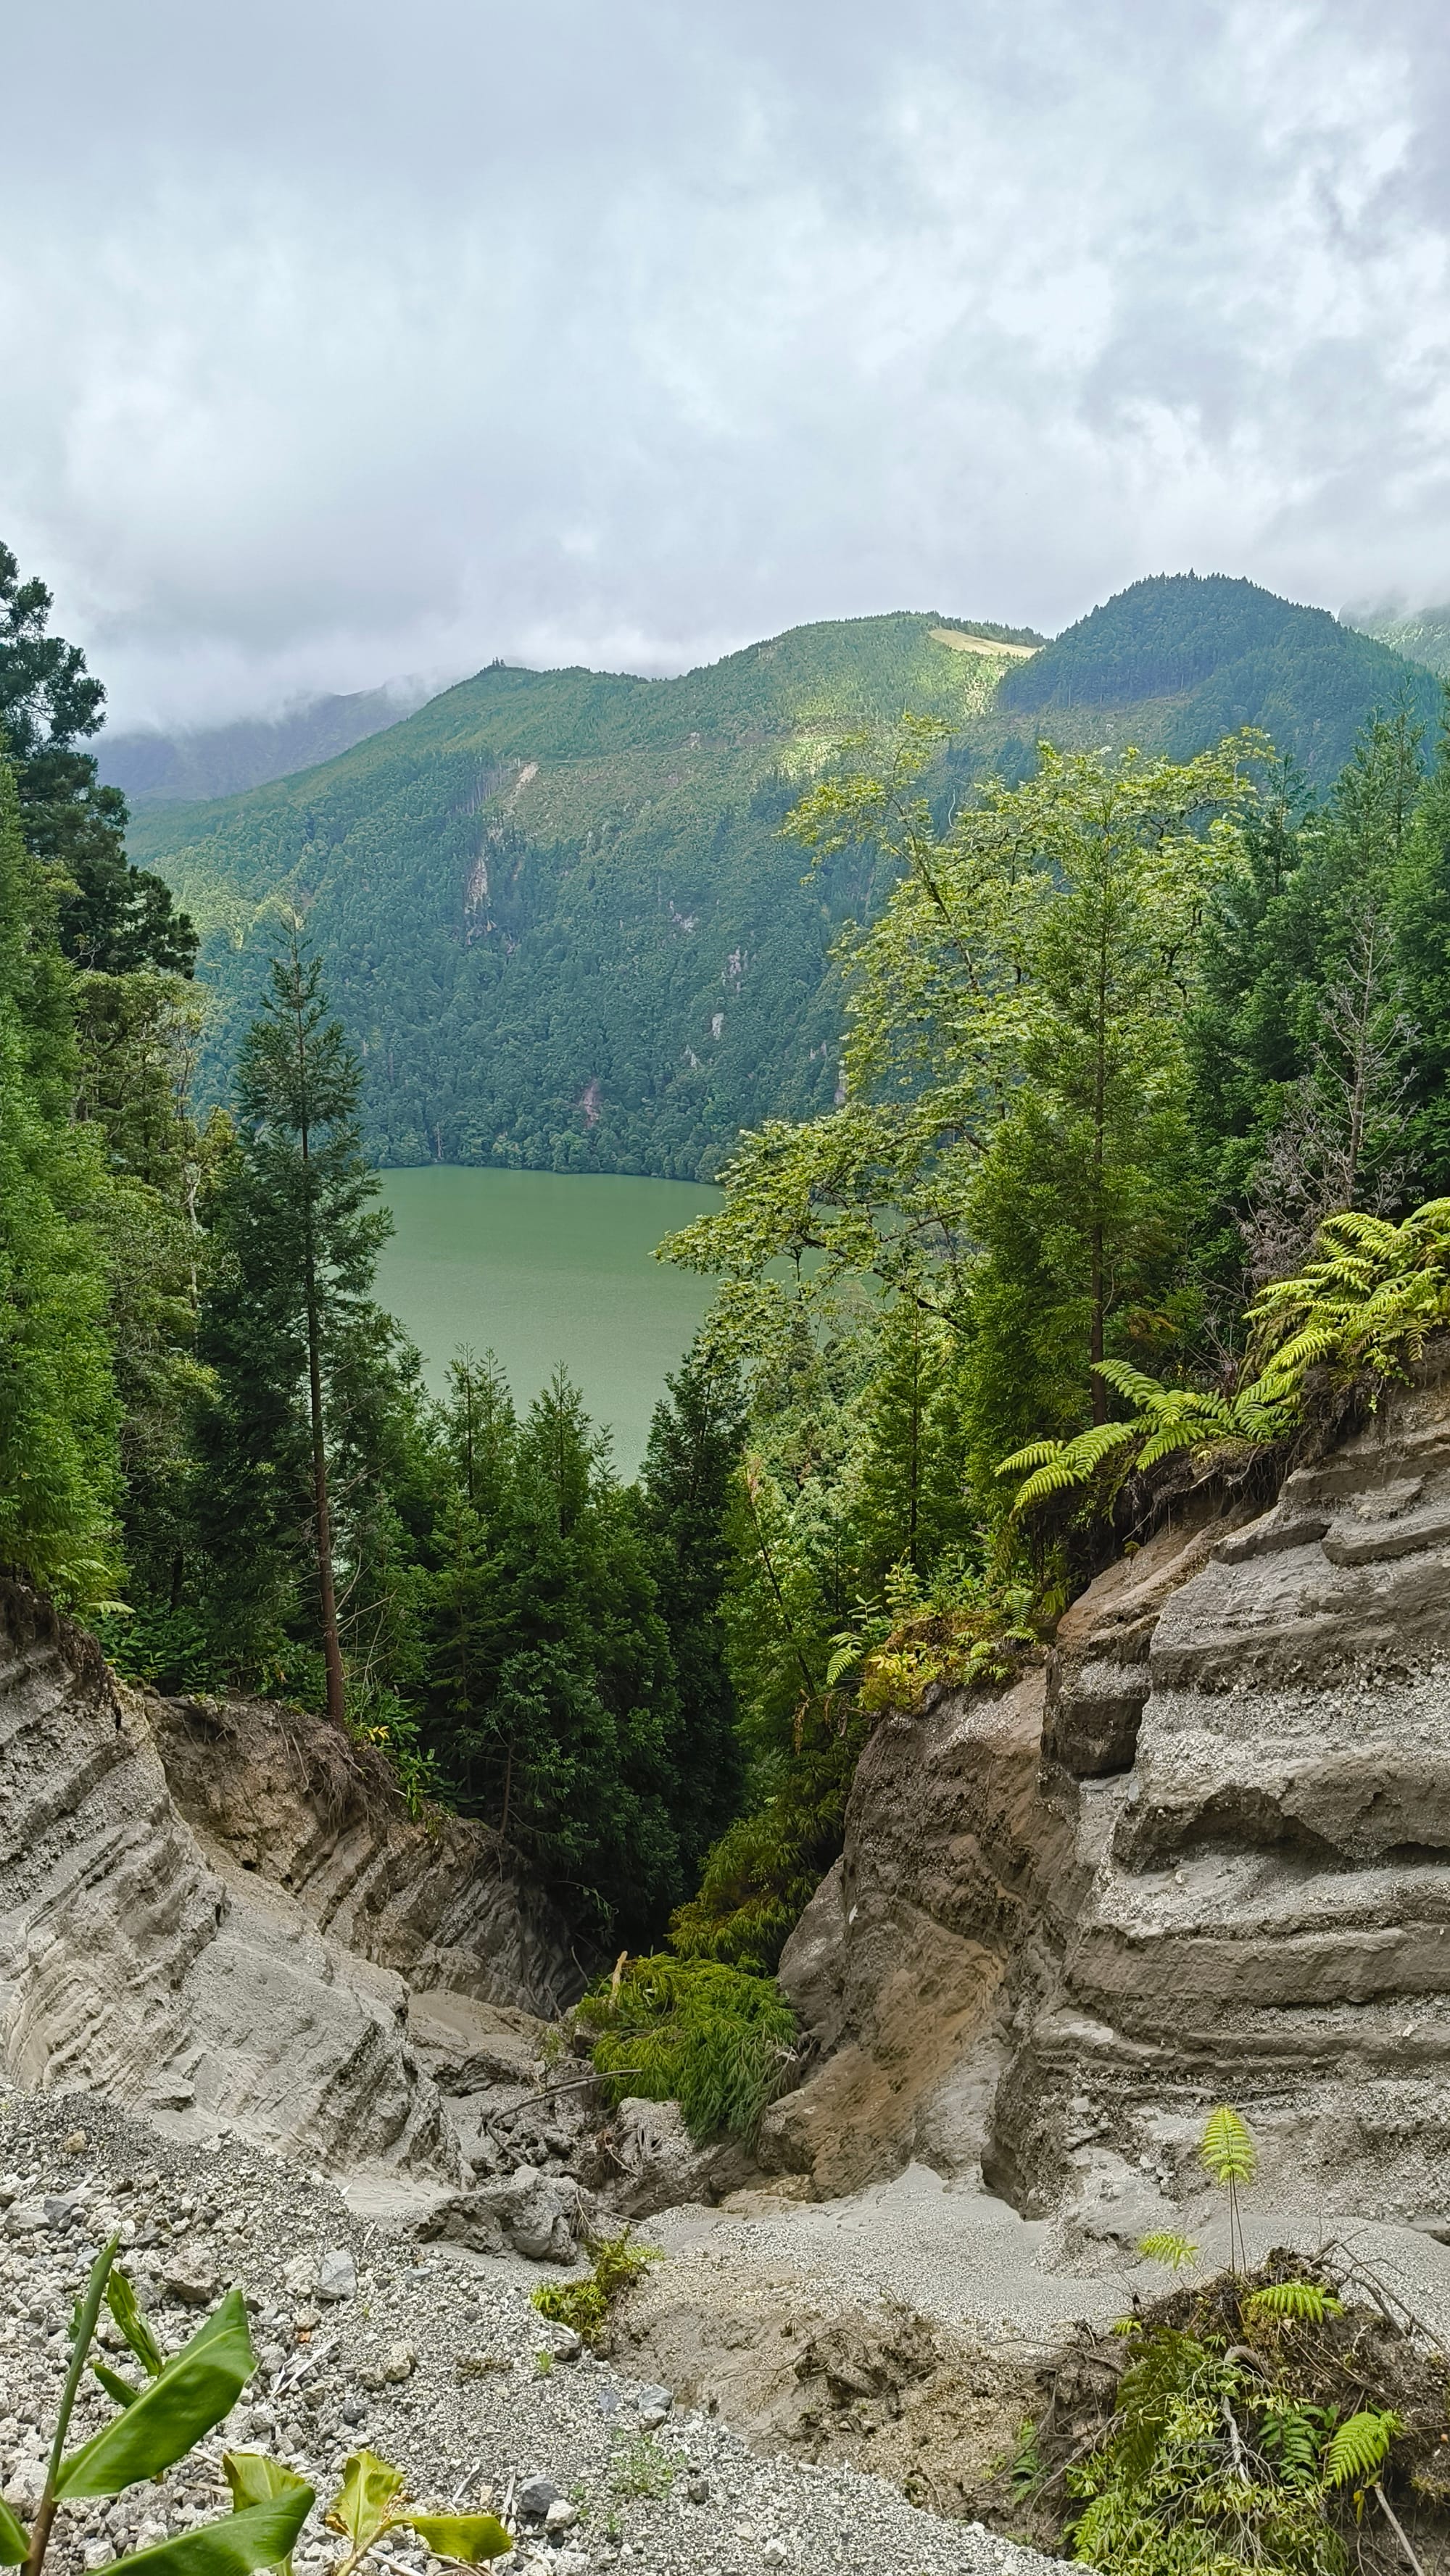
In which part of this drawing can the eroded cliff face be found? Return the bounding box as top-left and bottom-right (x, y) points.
(0, 1579), (575, 2183)
(768, 1350), (1450, 2232)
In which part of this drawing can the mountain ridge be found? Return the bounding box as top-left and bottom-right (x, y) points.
(98, 677), (438, 805)
(129, 578), (1442, 1180)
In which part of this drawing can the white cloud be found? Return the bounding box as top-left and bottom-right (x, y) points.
(1, 0), (1447, 725)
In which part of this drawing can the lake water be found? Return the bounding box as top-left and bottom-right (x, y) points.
(375, 1167), (723, 1474)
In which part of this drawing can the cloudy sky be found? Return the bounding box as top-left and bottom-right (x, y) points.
(4, 0), (1449, 728)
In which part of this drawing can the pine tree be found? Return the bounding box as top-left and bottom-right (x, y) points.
(194, 926), (394, 1713)
(639, 1336), (747, 1869)
(0, 541), (196, 975)
(854, 1299), (974, 1587)
(426, 1364), (687, 1941)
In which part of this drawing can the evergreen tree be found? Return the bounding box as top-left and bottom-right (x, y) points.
(639, 1337), (747, 1869)
(1193, 705), (1435, 1271)
(1394, 686), (1450, 1194)
(194, 928), (396, 1713)
(426, 1363), (687, 1942)
(0, 761), (119, 1600)
(0, 540), (196, 975)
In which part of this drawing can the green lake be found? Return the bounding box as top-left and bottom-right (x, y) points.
(375, 1167), (722, 1474)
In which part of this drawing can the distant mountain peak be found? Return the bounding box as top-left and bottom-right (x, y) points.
(97, 677), (442, 805)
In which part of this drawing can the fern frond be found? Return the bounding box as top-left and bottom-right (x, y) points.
(1322, 2409), (1400, 2490)
(995, 1438), (1066, 1476)
(1133, 1422), (1224, 1469)
(1200, 2103), (1256, 2186)
(1258, 2400), (1324, 2482)
(1092, 1358), (1174, 1410)
(1138, 2231), (1199, 2272)
(1245, 2280), (1342, 2324)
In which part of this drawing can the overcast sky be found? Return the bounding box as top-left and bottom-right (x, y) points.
(3, 0), (1449, 729)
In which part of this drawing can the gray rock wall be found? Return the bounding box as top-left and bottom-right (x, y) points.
(0, 1579), (574, 2183)
(769, 1348), (1450, 2232)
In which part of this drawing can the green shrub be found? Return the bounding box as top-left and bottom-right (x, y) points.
(531, 2233), (658, 2348)
(576, 1953), (796, 2142)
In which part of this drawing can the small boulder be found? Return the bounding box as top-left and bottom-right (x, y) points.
(6, 2198), (52, 2235)
(422, 2166), (579, 2264)
(382, 2340), (416, 2385)
(315, 2247), (357, 2303)
(544, 2501), (578, 2533)
(518, 2477), (560, 2519)
(162, 2253), (219, 2308)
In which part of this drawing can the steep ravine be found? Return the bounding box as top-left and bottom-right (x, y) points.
(12, 1353), (1450, 2548)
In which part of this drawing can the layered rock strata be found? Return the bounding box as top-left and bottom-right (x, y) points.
(769, 1350), (1450, 2230)
(0, 1579), (573, 2181)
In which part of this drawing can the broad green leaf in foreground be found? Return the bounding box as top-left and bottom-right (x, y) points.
(403, 2514), (513, 2563)
(325, 2452), (407, 2557)
(58, 2290), (256, 2497)
(0, 2495), (30, 2566)
(106, 2491), (315, 2576)
(223, 2453), (314, 2576)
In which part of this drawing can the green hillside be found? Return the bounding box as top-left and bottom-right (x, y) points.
(131, 580), (1438, 1180)
(993, 573), (1442, 778)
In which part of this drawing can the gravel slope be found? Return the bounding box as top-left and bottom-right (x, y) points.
(0, 2092), (1059, 2576)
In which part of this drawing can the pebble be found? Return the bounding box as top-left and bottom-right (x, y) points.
(517, 2476), (560, 2517)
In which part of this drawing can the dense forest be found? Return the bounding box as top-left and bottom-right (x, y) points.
(5, 531), (1450, 1985)
(123, 578), (1435, 1184)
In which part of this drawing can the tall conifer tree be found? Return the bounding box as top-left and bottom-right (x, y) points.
(639, 1337), (747, 1868)
(195, 926), (392, 1715)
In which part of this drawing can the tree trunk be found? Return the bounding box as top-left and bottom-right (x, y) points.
(1090, 1221), (1106, 1424)
(294, 989), (347, 1729)
(1090, 938), (1109, 1427)
(307, 1307), (347, 1727)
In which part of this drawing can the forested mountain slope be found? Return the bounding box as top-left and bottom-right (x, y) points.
(130, 579), (1437, 1178)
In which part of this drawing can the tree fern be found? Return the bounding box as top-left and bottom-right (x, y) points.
(999, 1195), (1450, 1529)
(998, 1364), (1275, 1521)
(1246, 2281), (1343, 2325)
(1199, 2103), (1257, 2186)
(1138, 2232), (1200, 2272)
(1322, 2409), (1401, 2490)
